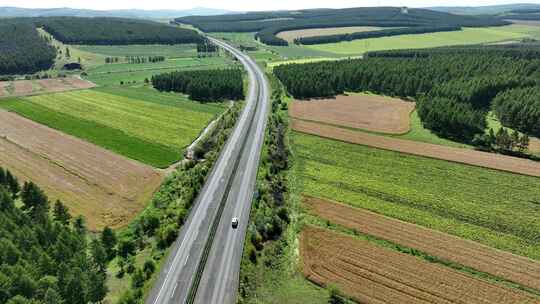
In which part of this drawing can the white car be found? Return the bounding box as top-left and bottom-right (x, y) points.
(232, 217), (239, 229)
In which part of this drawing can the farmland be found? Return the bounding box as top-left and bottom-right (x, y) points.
(276, 26), (383, 43)
(290, 94), (415, 134)
(305, 25), (531, 55)
(0, 109), (162, 230)
(300, 226), (539, 304)
(293, 131), (540, 259)
(292, 119), (540, 177)
(0, 77), (95, 98)
(76, 43), (198, 58)
(84, 56), (233, 86)
(305, 196), (540, 290)
(0, 89), (226, 167)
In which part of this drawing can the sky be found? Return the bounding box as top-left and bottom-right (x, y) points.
(1, 0), (540, 11)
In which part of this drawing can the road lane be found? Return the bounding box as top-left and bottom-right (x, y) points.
(145, 38), (268, 304)
(193, 38), (270, 304)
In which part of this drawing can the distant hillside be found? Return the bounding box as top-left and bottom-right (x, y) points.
(0, 6), (233, 19)
(176, 7), (508, 46)
(429, 3), (540, 15)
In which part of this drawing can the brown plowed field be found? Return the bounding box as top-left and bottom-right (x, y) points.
(300, 226), (540, 304)
(304, 196), (540, 290)
(0, 78), (95, 98)
(290, 94), (415, 134)
(0, 110), (163, 230)
(292, 119), (540, 177)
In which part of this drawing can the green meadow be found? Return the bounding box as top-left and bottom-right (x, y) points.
(305, 25), (531, 55)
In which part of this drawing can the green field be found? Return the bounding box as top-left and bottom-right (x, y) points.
(393, 110), (471, 148)
(76, 44), (197, 58)
(0, 89), (226, 167)
(305, 25), (531, 55)
(85, 56), (234, 86)
(293, 132), (540, 259)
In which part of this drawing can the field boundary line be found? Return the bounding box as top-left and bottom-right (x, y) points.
(292, 119), (540, 177)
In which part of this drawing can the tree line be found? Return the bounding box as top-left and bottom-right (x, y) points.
(35, 17), (204, 45)
(294, 26), (461, 45)
(152, 69), (244, 102)
(125, 56), (165, 64)
(492, 87), (540, 137)
(0, 21), (56, 75)
(176, 7), (508, 46)
(274, 47), (540, 142)
(0, 166), (109, 304)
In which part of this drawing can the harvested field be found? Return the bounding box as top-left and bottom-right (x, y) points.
(0, 78), (95, 98)
(292, 119), (540, 177)
(39, 78), (72, 91)
(0, 110), (162, 230)
(13, 80), (34, 95)
(277, 26), (382, 42)
(0, 82), (7, 96)
(290, 94), (415, 134)
(300, 226), (539, 304)
(304, 196), (540, 290)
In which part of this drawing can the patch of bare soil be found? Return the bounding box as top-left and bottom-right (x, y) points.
(0, 82), (7, 97)
(292, 119), (540, 177)
(304, 196), (540, 290)
(13, 80), (34, 95)
(0, 110), (163, 231)
(300, 226), (539, 304)
(0, 78), (96, 98)
(290, 94), (415, 134)
(38, 79), (73, 92)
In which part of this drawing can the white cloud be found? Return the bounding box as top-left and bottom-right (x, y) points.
(1, 0), (539, 11)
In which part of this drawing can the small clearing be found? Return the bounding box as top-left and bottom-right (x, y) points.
(300, 226), (539, 304)
(292, 119), (540, 177)
(277, 26), (382, 43)
(290, 94), (415, 134)
(0, 110), (162, 231)
(304, 196), (540, 291)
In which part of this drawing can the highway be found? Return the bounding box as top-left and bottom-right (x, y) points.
(145, 38), (269, 304)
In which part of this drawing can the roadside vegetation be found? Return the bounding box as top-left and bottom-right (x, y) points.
(238, 76), (332, 304)
(107, 103), (242, 303)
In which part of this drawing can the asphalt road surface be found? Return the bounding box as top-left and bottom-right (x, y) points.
(145, 38), (269, 304)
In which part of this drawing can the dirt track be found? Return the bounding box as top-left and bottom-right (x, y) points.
(290, 94), (415, 134)
(301, 226), (539, 304)
(292, 119), (540, 177)
(0, 110), (162, 230)
(304, 196), (540, 290)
